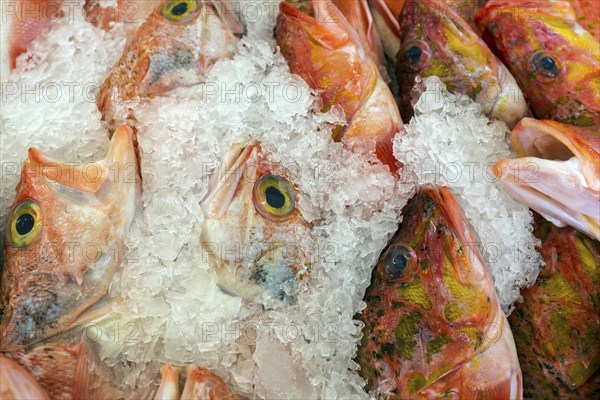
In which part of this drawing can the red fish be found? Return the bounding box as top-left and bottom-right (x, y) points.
(277, 0), (403, 171)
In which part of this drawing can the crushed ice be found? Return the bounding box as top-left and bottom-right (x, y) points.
(394, 76), (541, 313)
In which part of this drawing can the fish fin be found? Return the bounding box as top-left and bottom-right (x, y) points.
(70, 338), (90, 400)
(27, 147), (108, 193)
(210, 0), (245, 35)
(279, 1), (350, 50)
(459, 316), (522, 400)
(0, 355), (50, 399)
(375, 134), (400, 173)
(154, 364), (181, 400)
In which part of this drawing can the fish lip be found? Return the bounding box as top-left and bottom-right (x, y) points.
(419, 185), (487, 282)
(200, 141), (260, 219)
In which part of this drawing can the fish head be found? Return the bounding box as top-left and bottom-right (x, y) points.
(277, 1), (402, 170)
(476, 0), (600, 128)
(510, 217), (600, 392)
(0, 127), (140, 351)
(200, 142), (311, 304)
(97, 0), (244, 121)
(396, 0), (529, 127)
(277, 0), (372, 116)
(494, 118), (600, 240)
(357, 186), (518, 397)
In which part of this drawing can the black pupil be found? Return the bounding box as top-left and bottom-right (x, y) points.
(385, 249), (409, 278)
(16, 213), (35, 235)
(265, 186), (286, 209)
(171, 2), (189, 16)
(406, 46), (423, 64)
(540, 56), (556, 71)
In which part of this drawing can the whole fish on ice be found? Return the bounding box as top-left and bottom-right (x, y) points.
(509, 214), (600, 398)
(276, 0), (403, 171)
(476, 0), (600, 129)
(396, 0), (530, 127)
(200, 141), (312, 303)
(494, 118), (599, 240)
(97, 0), (244, 126)
(356, 186), (523, 398)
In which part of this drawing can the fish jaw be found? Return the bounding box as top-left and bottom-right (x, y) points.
(276, 0), (401, 170)
(476, 0), (600, 129)
(0, 126), (140, 351)
(396, 0), (530, 127)
(332, 0), (389, 81)
(493, 119), (600, 240)
(0, 355), (50, 399)
(200, 142), (311, 303)
(97, 0), (243, 124)
(357, 186), (519, 398)
(155, 365), (181, 400)
(179, 364), (239, 399)
(368, 0), (404, 59)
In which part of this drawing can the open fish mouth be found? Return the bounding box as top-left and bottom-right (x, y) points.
(200, 141), (259, 219)
(494, 118), (600, 240)
(0, 127), (140, 351)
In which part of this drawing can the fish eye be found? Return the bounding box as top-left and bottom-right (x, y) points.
(382, 244), (416, 280)
(161, 0), (199, 22)
(400, 40), (432, 71)
(253, 174), (297, 221)
(531, 51), (561, 79)
(6, 200), (42, 248)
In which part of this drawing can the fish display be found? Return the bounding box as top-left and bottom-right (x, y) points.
(0, 126), (140, 351)
(476, 0), (600, 129)
(356, 186), (522, 398)
(276, 0), (403, 171)
(494, 118), (599, 240)
(509, 214), (600, 399)
(97, 0), (244, 125)
(155, 364), (239, 399)
(4, 0), (600, 397)
(396, 0), (530, 127)
(200, 141), (312, 303)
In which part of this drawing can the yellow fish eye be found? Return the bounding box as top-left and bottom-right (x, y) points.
(253, 174), (297, 221)
(7, 200), (42, 248)
(161, 0), (199, 22)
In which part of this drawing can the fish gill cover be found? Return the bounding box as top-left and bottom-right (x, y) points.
(0, 0), (538, 397)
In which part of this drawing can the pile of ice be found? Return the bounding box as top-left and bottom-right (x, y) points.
(394, 77), (541, 312)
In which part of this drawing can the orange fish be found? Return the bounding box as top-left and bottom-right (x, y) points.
(0, 126), (140, 351)
(509, 214), (600, 399)
(97, 0), (244, 126)
(476, 0), (600, 129)
(276, 0), (403, 171)
(357, 186), (523, 398)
